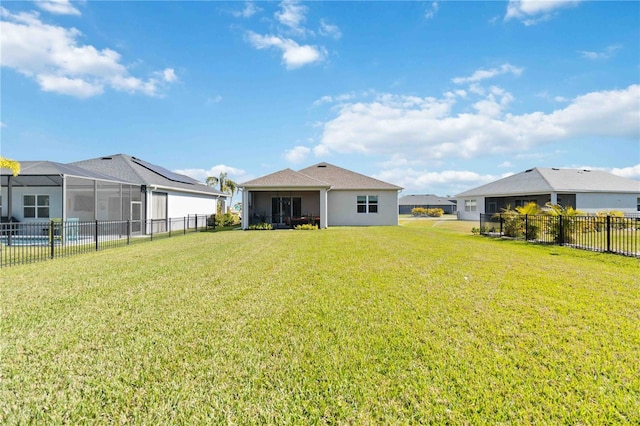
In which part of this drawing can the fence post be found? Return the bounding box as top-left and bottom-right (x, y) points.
(127, 220), (131, 245)
(184, 216), (187, 235)
(606, 215), (611, 253)
(558, 216), (564, 246)
(95, 220), (99, 251)
(150, 219), (153, 241)
(499, 214), (503, 236)
(195, 215), (198, 232)
(525, 215), (529, 241)
(50, 220), (55, 259)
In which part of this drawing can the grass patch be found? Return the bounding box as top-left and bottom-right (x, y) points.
(2, 222), (638, 423)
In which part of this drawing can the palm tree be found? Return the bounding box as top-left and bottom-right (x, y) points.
(206, 172), (238, 213)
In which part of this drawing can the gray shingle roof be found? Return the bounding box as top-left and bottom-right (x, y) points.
(456, 167), (640, 197)
(1, 160), (132, 186)
(299, 163), (402, 190)
(241, 168), (330, 188)
(72, 154), (225, 196)
(399, 194), (456, 206)
(240, 162), (402, 191)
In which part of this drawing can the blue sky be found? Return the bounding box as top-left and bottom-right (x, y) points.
(1, 0), (639, 197)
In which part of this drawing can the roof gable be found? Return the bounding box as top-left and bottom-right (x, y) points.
(298, 162), (402, 190)
(241, 168), (330, 188)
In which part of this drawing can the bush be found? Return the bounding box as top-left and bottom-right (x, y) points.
(412, 207), (444, 217)
(294, 224), (318, 230)
(248, 223), (273, 230)
(215, 213), (240, 227)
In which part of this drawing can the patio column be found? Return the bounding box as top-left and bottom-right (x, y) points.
(319, 189), (328, 229)
(550, 192), (558, 205)
(241, 189), (249, 229)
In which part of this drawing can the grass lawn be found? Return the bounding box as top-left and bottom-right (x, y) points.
(2, 219), (639, 424)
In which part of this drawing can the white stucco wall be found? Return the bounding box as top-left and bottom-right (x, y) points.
(4, 186), (63, 223)
(165, 191), (219, 218)
(327, 190), (399, 226)
(456, 196), (485, 221)
(576, 192), (639, 214)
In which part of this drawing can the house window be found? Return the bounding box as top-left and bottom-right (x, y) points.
(24, 195), (50, 218)
(464, 199), (477, 212)
(637, 197), (640, 212)
(357, 195), (378, 214)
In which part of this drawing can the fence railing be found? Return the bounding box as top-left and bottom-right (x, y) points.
(480, 213), (640, 258)
(0, 214), (215, 268)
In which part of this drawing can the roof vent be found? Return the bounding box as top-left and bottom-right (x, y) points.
(525, 168), (533, 173)
(583, 169), (590, 172)
(552, 168), (559, 170)
(317, 164), (327, 168)
(101, 157), (113, 160)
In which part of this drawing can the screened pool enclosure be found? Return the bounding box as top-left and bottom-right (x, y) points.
(1, 161), (144, 232)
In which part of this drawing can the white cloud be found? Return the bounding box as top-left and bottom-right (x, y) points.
(609, 164), (640, 179)
(232, 2), (261, 18)
(579, 44), (622, 60)
(312, 85), (640, 162)
(0, 8), (177, 98)
(275, 0), (308, 35)
(174, 164), (250, 184)
(319, 19), (342, 39)
(246, 31), (325, 69)
(452, 63), (523, 85)
(374, 167), (512, 195)
(505, 0), (581, 26)
(499, 161), (514, 168)
(35, 0), (80, 16)
(425, 1), (439, 20)
(284, 145), (311, 163)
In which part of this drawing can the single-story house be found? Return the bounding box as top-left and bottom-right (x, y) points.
(240, 162), (403, 229)
(456, 167), (640, 221)
(399, 194), (457, 215)
(1, 154), (225, 234)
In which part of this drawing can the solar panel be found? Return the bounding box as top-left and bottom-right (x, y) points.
(131, 157), (195, 185)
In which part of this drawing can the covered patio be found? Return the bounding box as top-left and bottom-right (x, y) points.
(240, 168), (330, 229)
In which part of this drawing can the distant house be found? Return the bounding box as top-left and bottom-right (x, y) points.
(240, 162), (402, 228)
(399, 194), (457, 215)
(456, 167), (640, 221)
(1, 154), (225, 234)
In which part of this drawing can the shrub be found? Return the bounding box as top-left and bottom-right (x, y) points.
(294, 224), (318, 230)
(412, 207), (444, 217)
(215, 213), (240, 227)
(248, 223), (273, 230)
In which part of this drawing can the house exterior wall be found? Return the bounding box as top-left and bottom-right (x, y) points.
(576, 192), (639, 213)
(6, 186), (62, 223)
(164, 191), (218, 218)
(457, 196), (485, 221)
(327, 190), (399, 226)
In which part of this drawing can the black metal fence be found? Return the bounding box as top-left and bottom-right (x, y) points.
(480, 213), (640, 258)
(0, 214), (215, 268)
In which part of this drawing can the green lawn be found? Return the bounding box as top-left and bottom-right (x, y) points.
(2, 219), (639, 424)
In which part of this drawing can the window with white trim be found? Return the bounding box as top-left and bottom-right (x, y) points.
(24, 195), (50, 218)
(464, 199), (476, 212)
(357, 195), (378, 214)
